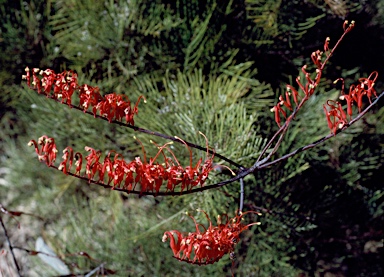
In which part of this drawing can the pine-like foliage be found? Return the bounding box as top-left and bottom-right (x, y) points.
(1, 0), (383, 276)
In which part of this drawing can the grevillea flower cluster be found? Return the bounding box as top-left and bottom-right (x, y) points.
(162, 210), (261, 265)
(22, 67), (145, 125)
(270, 20), (379, 135)
(324, 71), (378, 134)
(270, 20), (355, 127)
(28, 134), (225, 195)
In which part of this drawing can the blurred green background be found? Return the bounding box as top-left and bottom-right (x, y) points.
(0, 0), (383, 276)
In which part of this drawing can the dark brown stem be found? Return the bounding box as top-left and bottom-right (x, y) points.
(0, 215), (22, 277)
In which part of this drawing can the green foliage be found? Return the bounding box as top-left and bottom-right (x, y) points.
(49, 0), (182, 75)
(0, 0), (383, 276)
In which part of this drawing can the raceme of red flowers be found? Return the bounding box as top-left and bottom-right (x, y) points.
(270, 20), (379, 135)
(28, 133), (223, 195)
(22, 67), (145, 125)
(162, 210), (261, 265)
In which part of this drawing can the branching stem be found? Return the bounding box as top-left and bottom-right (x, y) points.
(41, 90), (382, 197)
(37, 96), (243, 169)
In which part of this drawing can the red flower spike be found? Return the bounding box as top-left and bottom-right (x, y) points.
(56, 71), (78, 105)
(99, 153), (113, 184)
(270, 106), (281, 127)
(163, 231), (183, 257)
(284, 91), (292, 110)
(341, 93), (354, 117)
(274, 106), (281, 126)
(29, 133), (228, 195)
(162, 210), (261, 265)
(301, 65), (312, 84)
(28, 139), (40, 156)
(23, 67), (144, 126)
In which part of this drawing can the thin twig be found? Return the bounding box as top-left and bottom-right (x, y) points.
(255, 122), (286, 164)
(84, 263), (106, 277)
(239, 177), (244, 213)
(319, 22), (354, 71)
(0, 215), (22, 277)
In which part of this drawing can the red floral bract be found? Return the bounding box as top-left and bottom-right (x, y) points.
(162, 210), (261, 265)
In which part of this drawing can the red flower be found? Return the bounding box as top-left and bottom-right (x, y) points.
(84, 146), (103, 180)
(58, 147), (74, 174)
(162, 210), (261, 265)
(323, 100), (348, 135)
(28, 135), (58, 166)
